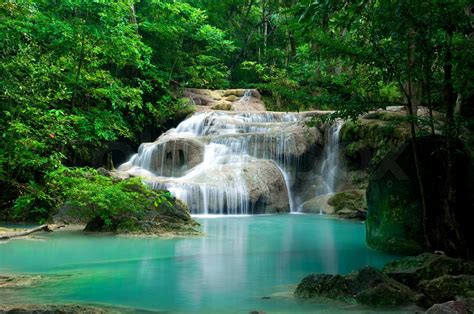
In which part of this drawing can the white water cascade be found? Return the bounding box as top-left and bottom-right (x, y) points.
(118, 108), (316, 215)
(319, 120), (343, 195)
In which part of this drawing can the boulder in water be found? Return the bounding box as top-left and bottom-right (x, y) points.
(299, 193), (335, 214)
(243, 160), (290, 213)
(294, 266), (419, 306)
(382, 253), (474, 289)
(299, 189), (366, 220)
(419, 275), (474, 306)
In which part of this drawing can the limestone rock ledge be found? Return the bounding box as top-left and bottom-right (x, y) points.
(184, 88), (265, 112)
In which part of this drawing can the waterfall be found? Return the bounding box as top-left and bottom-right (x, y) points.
(319, 120), (343, 196)
(119, 110), (305, 215)
(238, 89), (252, 111)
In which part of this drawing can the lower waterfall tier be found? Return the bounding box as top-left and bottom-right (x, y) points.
(117, 110), (336, 214)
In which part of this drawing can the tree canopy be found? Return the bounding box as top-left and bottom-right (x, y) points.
(1, 0), (473, 224)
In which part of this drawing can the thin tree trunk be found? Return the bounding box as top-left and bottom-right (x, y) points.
(407, 33), (431, 249)
(425, 8), (436, 135)
(261, 0), (267, 58)
(71, 34), (85, 109)
(443, 30), (469, 258)
(0, 225), (65, 240)
(426, 69), (436, 135)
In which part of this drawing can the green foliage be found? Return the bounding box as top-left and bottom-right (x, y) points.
(0, 0), (232, 220)
(1, 0), (473, 222)
(31, 166), (173, 228)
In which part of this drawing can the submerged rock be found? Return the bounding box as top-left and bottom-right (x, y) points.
(0, 304), (108, 314)
(0, 275), (42, 289)
(295, 266), (419, 306)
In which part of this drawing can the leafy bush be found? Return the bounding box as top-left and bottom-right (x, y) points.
(44, 167), (174, 229)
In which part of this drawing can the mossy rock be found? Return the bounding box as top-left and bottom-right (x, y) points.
(340, 118), (410, 171)
(295, 266), (419, 306)
(420, 275), (474, 305)
(81, 180), (200, 236)
(225, 95), (238, 102)
(366, 136), (474, 256)
(294, 273), (354, 301)
(382, 253), (474, 288)
(222, 89), (246, 97)
(211, 102), (233, 110)
(328, 190), (365, 212)
(362, 110), (407, 122)
(366, 140), (426, 255)
(355, 282), (420, 306)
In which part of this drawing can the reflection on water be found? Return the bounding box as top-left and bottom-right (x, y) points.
(0, 215), (400, 313)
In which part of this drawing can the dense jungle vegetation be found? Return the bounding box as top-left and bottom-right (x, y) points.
(1, 0), (473, 251)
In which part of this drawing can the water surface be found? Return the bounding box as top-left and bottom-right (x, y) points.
(1, 215), (405, 313)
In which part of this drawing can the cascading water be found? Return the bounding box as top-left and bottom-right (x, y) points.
(238, 89), (252, 111)
(119, 109), (306, 215)
(317, 120), (343, 212)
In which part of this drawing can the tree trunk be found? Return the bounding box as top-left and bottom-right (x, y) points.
(406, 32), (431, 249)
(0, 225), (65, 240)
(443, 30), (470, 258)
(261, 0), (267, 58)
(71, 34), (85, 109)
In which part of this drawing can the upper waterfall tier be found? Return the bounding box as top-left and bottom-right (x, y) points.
(118, 109), (326, 215)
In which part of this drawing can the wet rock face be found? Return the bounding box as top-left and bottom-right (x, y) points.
(145, 159), (290, 214)
(119, 137), (205, 178)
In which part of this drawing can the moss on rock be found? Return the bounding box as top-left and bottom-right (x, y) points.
(294, 266), (419, 306)
(327, 189), (366, 220)
(420, 275), (474, 305)
(210, 102), (233, 110)
(382, 253), (474, 288)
